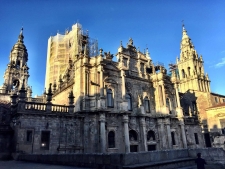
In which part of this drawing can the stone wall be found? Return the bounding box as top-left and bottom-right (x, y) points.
(16, 148), (225, 168)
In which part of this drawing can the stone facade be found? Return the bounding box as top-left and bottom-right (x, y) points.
(1, 23), (224, 155)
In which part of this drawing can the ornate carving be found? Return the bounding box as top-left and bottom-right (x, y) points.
(146, 118), (156, 129)
(129, 117), (138, 131)
(107, 115), (118, 126)
(125, 82), (132, 92)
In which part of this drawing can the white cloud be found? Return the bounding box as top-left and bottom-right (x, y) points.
(215, 57), (225, 68)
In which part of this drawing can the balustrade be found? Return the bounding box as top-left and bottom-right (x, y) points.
(24, 102), (69, 113)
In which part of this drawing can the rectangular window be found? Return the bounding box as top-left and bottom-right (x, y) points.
(140, 63), (144, 73)
(26, 130), (33, 143)
(148, 145), (156, 151)
(194, 133), (199, 144)
(130, 145), (138, 152)
(123, 58), (128, 67)
(145, 100), (150, 113)
(171, 132), (176, 145)
(41, 131), (50, 150)
(215, 97), (218, 103)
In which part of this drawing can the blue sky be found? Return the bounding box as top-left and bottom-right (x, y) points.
(0, 1), (224, 96)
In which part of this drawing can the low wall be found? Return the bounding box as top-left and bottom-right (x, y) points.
(188, 148), (225, 165)
(16, 148), (225, 169)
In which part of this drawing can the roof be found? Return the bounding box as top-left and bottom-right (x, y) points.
(211, 92), (225, 97)
(207, 102), (225, 110)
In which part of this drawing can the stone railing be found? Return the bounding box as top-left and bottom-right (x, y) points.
(25, 102), (46, 111)
(24, 102), (69, 113)
(51, 105), (68, 113)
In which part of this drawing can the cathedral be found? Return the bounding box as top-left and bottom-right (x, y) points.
(0, 23), (224, 157)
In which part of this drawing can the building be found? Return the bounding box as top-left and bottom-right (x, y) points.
(176, 26), (225, 147)
(0, 23), (224, 156)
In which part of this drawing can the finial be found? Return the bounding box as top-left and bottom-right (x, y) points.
(120, 41), (122, 46)
(128, 38), (133, 46)
(182, 20), (184, 29)
(99, 48), (103, 56)
(20, 27), (23, 35)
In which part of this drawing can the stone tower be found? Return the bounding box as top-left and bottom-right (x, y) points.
(177, 25), (210, 93)
(45, 23), (98, 89)
(0, 28), (30, 94)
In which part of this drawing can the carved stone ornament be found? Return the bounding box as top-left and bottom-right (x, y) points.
(142, 84), (149, 92)
(146, 118), (156, 129)
(125, 82), (132, 92)
(129, 117), (138, 131)
(107, 115), (118, 126)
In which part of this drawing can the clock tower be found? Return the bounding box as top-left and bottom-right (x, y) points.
(177, 25), (210, 93)
(0, 28), (30, 94)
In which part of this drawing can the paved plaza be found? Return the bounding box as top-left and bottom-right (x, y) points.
(0, 160), (224, 169)
(0, 160), (91, 169)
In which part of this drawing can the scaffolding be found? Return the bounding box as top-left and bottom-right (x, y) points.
(45, 23), (98, 88)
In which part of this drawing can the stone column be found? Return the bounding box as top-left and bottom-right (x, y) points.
(121, 70), (126, 99)
(99, 113), (106, 153)
(83, 118), (89, 153)
(140, 117), (147, 151)
(100, 68), (104, 97)
(123, 114), (130, 153)
(174, 84), (181, 108)
(179, 119), (187, 148)
(162, 84), (166, 106)
(157, 119), (165, 149)
(165, 118), (172, 149)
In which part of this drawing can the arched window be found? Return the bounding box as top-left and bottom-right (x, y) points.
(108, 131), (115, 148)
(129, 130), (138, 141)
(171, 132), (176, 145)
(147, 130), (155, 141)
(144, 97), (150, 113)
(16, 60), (20, 69)
(107, 89), (114, 107)
(126, 94), (132, 111)
(188, 67), (191, 76)
(181, 69), (185, 78)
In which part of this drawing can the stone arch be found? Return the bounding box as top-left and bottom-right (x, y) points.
(147, 130), (155, 141)
(129, 129), (138, 141)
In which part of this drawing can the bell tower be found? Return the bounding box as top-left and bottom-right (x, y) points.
(177, 25), (210, 93)
(0, 28), (29, 93)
